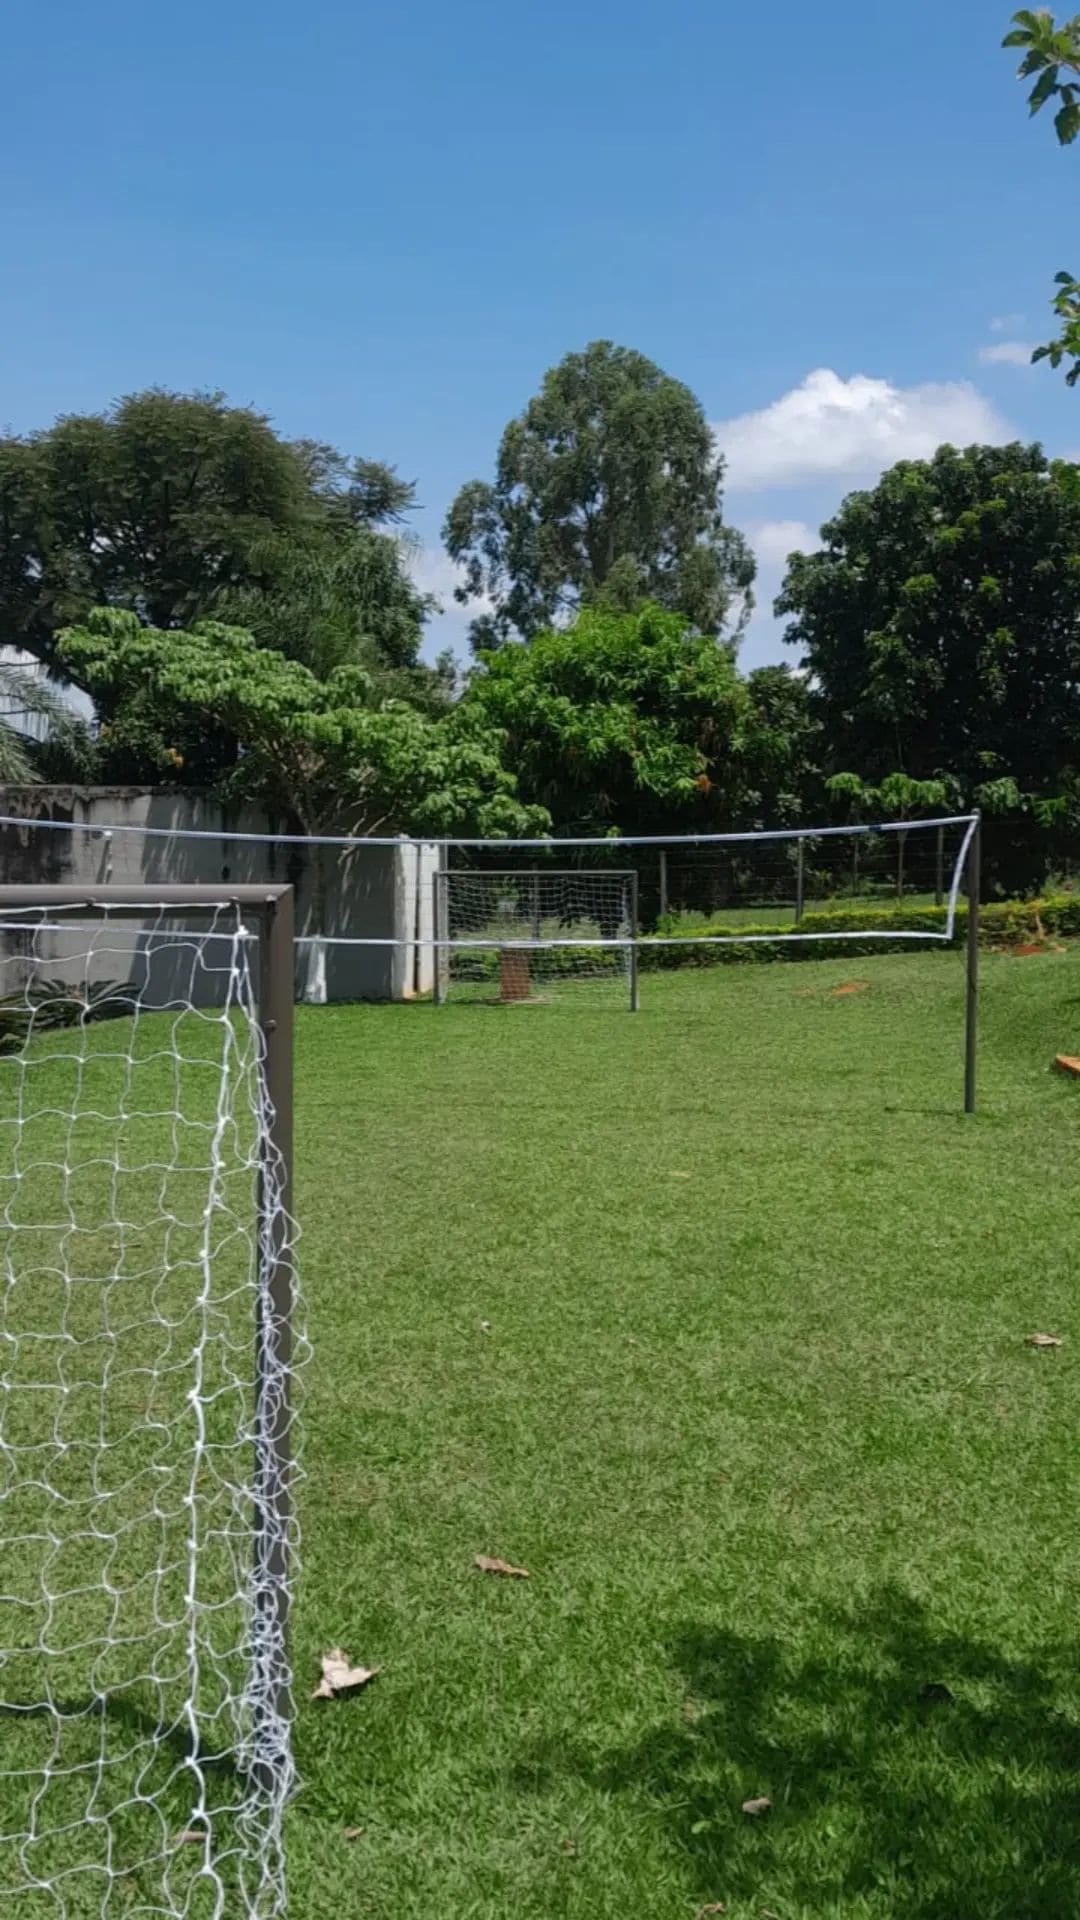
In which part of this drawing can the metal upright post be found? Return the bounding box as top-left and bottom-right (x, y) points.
(964, 814), (981, 1115)
(658, 849), (668, 920)
(530, 867), (541, 939)
(795, 839), (805, 927)
(432, 864), (447, 1006)
(935, 825), (945, 909)
(254, 885), (295, 1791)
(628, 870), (640, 1013)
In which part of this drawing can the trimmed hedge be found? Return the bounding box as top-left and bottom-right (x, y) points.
(638, 893), (1080, 968)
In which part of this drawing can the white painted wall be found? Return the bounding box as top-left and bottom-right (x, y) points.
(0, 788), (439, 1005)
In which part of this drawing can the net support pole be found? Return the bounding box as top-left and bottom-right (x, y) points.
(658, 849), (668, 919)
(254, 884), (295, 1792)
(964, 814), (981, 1115)
(629, 870), (640, 1013)
(432, 868), (446, 1006)
(795, 840), (805, 926)
(935, 825), (944, 908)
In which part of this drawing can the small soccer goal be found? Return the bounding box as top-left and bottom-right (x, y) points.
(0, 885), (301, 1920)
(432, 867), (640, 1009)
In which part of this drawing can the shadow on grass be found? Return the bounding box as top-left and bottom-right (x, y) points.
(526, 1587), (1080, 1918)
(0, 1693), (242, 1778)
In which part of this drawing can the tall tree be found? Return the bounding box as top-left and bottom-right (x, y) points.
(444, 341), (754, 650)
(58, 606), (544, 1001)
(1004, 9), (1080, 380)
(0, 391), (430, 690)
(775, 442), (1080, 816)
(462, 603), (813, 837)
(57, 608), (541, 842)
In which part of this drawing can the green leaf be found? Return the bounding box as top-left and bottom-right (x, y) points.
(1029, 63), (1061, 110)
(1054, 268), (1077, 283)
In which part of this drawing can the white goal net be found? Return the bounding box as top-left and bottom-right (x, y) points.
(0, 893), (300, 1919)
(433, 867), (638, 1007)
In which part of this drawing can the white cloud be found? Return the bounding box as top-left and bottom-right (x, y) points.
(409, 545), (496, 626)
(977, 340), (1035, 367)
(715, 368), (1012, 491)
(746, 518), (817, 567)
(990, 313), (1026, 334)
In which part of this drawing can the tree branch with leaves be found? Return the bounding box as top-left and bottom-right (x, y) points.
(1004, 9), (1080, 381)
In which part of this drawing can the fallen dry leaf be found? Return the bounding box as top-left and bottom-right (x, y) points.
(311, 1648), (379, 1700)
(1025, 1333), (1063, 1349)
(479, 1320), (492, 1334)
(741, 1796), (772, 1817)
(173, 1830), (206, 1846)
(342, 1826), (364, 1841)
(669, 1170), (691, 1179)
(474, 1554), (529, 1578)
(696, 1906), (727, 1916)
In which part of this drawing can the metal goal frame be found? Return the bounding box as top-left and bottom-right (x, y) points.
(432, 865), (641, 1011)
(0, 882), (297, 1796)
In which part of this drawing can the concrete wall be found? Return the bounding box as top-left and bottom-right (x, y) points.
(0, 788), (438, 1005)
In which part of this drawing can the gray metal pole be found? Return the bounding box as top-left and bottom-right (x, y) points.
(628, 870), (640, 1013)
(254, 885), (295, 1792)
(530, 866), (541, 939)
(935, 825), (944, 909)
(795, 839), (805, 927)
(431, 870), (446, 1006)
(964, 814), (981, 1115)
(658, 849), (668, 920)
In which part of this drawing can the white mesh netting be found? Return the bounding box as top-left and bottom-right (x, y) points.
(0, 903), (301, 1919)
(435, 868), (636, 1006)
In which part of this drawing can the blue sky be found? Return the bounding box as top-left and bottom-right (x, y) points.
(2, 0), (1076, 666)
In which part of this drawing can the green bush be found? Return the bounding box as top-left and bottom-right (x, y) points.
(450, 945), (623, 984)
(638, 893), (1080, 968)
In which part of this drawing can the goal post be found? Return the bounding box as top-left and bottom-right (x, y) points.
(432, 867), (640, 1009)
(0, 884), (300, 1917)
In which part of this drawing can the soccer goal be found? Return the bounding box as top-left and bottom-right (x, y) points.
(0, 885), (301, 1920)
(432, 867), (640, 1008)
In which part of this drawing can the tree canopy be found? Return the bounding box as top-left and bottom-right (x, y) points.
(776, 442), (1080, 818)
(462, 603), (815, 837)
(443, 341), (754, 650)
(57, 608), (544, 841)
(0, 391), (430, 690)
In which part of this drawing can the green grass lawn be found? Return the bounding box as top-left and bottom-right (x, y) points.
(3, 949), (1080, 1918)
(287, 949), (1080, 1920)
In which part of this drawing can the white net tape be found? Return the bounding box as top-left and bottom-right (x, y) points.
(0, 904), (301, 1919)
(435, 869), (635, 1005)
(0, 813), (978, 1014)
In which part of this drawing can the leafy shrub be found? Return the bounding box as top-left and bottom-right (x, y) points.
(638, 894), (1080, 968)
(0, 978), (130, 1054)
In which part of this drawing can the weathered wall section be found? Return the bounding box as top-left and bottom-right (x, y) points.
(0, 788), (437, 1003)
